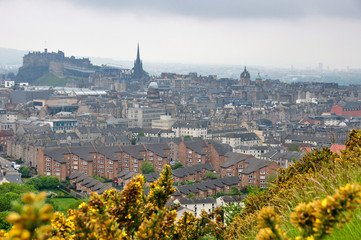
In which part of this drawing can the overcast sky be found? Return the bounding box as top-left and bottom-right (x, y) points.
(1, 0), (361, 69)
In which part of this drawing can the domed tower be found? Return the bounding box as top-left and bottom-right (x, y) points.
(240, 66), (250, 86)
(255, 72), (262, 85)
(147, 82), (160, 102)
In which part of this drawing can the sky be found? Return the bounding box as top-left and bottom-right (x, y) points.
(1, 0), (361, 69)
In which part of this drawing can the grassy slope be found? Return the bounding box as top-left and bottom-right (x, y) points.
(33, 72), (74, 86)
(232, 143), (361, 239)
(278, 162), (361, 240)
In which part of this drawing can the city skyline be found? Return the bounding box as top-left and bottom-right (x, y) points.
(0, 0), (361, 69)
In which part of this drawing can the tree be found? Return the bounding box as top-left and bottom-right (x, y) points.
(223, 202), (243, 225)
(138, 132), (145, 137)
(205, 171), (218, 179)
(141, 162), (155, 174)
(19, 166), (31, 178)
(131, 138), (137, 145)
(26, 176), (60, 190)
(173, 162), (184, 170)
(227, 186), (239, 196)
(287, 145), (300, 151)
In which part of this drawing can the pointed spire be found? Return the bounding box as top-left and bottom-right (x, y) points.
(136, 43), (140, 62)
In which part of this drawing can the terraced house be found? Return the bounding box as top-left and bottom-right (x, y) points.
(37, 143), (171, 181)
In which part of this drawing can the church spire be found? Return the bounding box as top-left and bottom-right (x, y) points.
(136, 43), (140, 63)
(133, 43), (144, 79)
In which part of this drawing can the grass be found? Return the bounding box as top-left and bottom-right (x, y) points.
(264, 160), (361, 240)
(33, 72), (76, 86)
(50, 198), (80, 212)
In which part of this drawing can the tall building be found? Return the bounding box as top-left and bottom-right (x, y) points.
(133, 44), (144, 79)
(240, 66), (251, 86)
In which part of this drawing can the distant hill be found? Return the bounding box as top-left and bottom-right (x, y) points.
(0, 47), (27, 65)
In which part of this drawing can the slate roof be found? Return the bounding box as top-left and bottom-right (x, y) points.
(118, 169), (135, 180)
(98, 146), (121, 161)
(43, 147), (69, 163)
(223, 132), (260, 141)
(173, 163), (214, 178)
(241, 158), (274, 175)
(220, 152), (253, 168)
(177, 197), (216, 205)
(207, 140), (232, 156)
(121, 145), (146, 160)
(69, 146), (95, 162)
(145, 143), (170, 158)
(174, 177), (240, 196)
(184, 140), (207, 155)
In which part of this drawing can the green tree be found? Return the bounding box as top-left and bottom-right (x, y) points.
(19, 166), (31, 178)
(223, 202), (243, 225)
(205, 171), (218, 179)
(138, 132), (145, 137)
(141, 162), (155, 174)
(131, 138), (137, 145)
(173, 162), (184, 170)
(26, 175), (60, 190)
(187, 192), (195, 198)
(287, 145), (300, 151)
(227, 186), (239, 196)
(0, 211), (11, 230)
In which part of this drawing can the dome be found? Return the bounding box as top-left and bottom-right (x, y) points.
(148, 82), (158, 89)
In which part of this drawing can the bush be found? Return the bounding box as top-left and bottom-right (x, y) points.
(19, 166), (31, 178)
(173, 162), (184, 170)
(141, 162), (155, 174)
(26, 175), (60, 190)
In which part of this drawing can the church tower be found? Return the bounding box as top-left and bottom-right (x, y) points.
(133, 43), (144, 79)
(240, 66), (251, 86)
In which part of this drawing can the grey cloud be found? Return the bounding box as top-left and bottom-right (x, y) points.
(69, 0), (361, 20)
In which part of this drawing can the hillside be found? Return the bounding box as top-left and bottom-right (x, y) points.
(2, 131), (361, 239)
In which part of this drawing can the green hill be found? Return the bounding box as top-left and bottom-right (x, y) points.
(33, 72), (74, 87)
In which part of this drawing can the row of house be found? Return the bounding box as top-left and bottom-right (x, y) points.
(38, 143), (171, 181)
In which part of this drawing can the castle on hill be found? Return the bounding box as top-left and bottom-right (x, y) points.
(16, 49), (94, 83)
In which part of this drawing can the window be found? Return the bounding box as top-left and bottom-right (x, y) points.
(46, 158), (51, 162)
(108, 166), (113, 169)
(188, 159), (192, 162)
(260, 180), (265, 183)
(46, 168), (51, 171)
(55, 172), (60, 176)
(238, 164), (243, 168)
(55, 163), (60, 167)
(238, 169), (243, 173)
(83, 162), (87, 165)
(46, 163), (51, 166)
(197, 159), (201, 162)
(260, 176), (266, 179)
(83, 166), (87, 169)
(248, 175), (253, 179)
(248, 179), (253, 183)
(133, 168), (137, 172)
(55, 168), (60, 171)
(74, 161), (78, 165)
(133, 159), (138, 163)
(108, 170), (113, 173)
(72, 156), (78, 160)
(227, 173), (232, 176)
(73, 166), (78, 169)
(109, 161), (113, 164)
(158, 157), (162, 160)
(260, 185), (265, 188)
(260, 170), (265, 174)
(227, 169), (232, 172)
(148, 153), (153, 156)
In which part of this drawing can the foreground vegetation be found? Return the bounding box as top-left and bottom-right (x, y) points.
(2, 130), (361, 239)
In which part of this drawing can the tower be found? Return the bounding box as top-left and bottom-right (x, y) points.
(240, 66), (251, 85)
(133, 43), (144, 79)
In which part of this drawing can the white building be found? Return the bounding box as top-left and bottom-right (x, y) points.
(4, 81), (15, 88)
(174, 197), (216, 217)
(172, 121), (208, 139)
(128, 104), (166, 128)
(152, 115), (177, 130)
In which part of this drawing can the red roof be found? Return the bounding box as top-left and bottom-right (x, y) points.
(330, 144), (346, 154)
